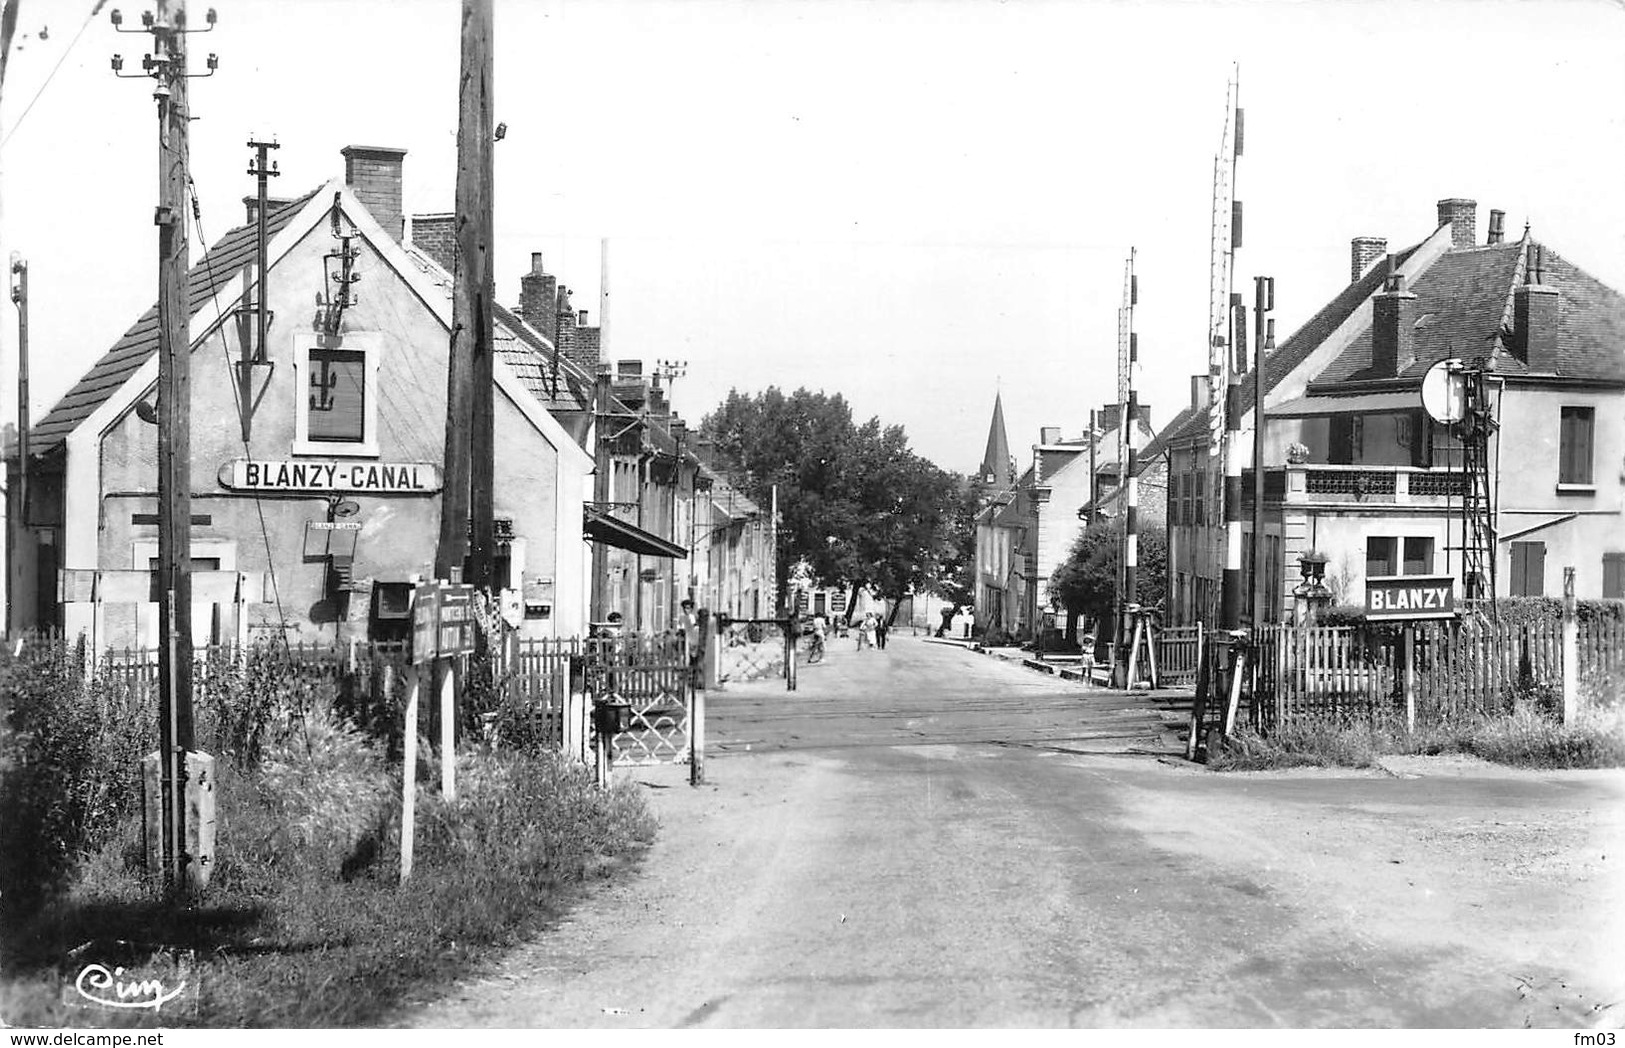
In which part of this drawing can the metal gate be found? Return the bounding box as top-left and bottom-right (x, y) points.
(584, 636), (695, 766)
(717, 616), (796, 689)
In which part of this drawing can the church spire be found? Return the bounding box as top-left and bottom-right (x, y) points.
(979, 392), (1014, 489)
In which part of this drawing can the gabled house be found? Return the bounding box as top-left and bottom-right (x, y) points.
(11, 145), (594, 647)
(1159, 197), (1625, 624)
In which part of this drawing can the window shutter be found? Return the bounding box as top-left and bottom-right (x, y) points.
(1528, 542), (1546, 596)
(1604, 554), (1625, 600)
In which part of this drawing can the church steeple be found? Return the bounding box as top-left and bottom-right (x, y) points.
(978, 392), (1014, 489)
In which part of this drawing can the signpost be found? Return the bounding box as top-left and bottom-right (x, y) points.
(1364, 573), (1457, 732)
(1364, 574), (1456, 622)
(401, 579), (477, 883)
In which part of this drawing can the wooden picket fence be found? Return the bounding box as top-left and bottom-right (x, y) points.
(1156, 626), (1204, 687)
(1252, 615), (1625, 729)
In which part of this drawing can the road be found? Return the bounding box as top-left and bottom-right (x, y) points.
(405, 632), (1625, 1028)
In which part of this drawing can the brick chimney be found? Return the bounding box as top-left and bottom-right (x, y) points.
(243, 195), (293, 226)
(1099, 404), (1122, 432)
(1371, 260), (1418, 378)
(408, 213), (455, 273)
(1487, 209), (1506, 245)
(1350, 236), (1387, 282)
(341, 145), (407, 242)
(1436, 198), (1477, 249)
(518, 253), (557, 342)
(1513, 245), (1560, 372)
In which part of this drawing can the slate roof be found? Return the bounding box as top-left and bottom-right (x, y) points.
(1315, 238), (1625, 385)
(1159, 242), (1421, 451)
(30, 191), (321, 454)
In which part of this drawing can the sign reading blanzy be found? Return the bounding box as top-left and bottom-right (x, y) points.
(1364, 574), (1457, 621)
(219, 458), (442, 494)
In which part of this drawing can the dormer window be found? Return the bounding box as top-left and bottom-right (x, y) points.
(294, 332), (381, 457)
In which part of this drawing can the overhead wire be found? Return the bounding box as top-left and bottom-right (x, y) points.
(0, 0), (107, 149)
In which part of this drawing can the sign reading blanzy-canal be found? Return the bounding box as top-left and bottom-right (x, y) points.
(219, 459), (442, 494)
(1364, 574), (1457, 621)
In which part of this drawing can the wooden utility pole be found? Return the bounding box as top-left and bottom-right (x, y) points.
(1249, 279), (1273, 627)
(438, 0), (495, 586)
(240, 139), (278, 442)
(7, 255), (26, 637)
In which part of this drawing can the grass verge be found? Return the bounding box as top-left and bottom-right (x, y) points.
(1, 735), (655, 1028)
(1210, 704), (1625, 772)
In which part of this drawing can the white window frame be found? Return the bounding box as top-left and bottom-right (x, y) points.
(293, 331), (382, 458)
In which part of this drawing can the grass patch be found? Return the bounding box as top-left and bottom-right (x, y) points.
(1, 644), (656, 1029)
(1210, 704), (1625, 772)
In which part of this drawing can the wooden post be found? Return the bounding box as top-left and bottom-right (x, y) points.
(1562, 566), (1578, 724)
(397, 663), (416, 884)
(439, 656), (456, 800)
(462, 0), (496, 591)
(689, 672), (705, 786)
(1403, 624), (1416, 732)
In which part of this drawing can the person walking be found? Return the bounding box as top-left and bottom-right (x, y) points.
(875, 609), (890, 650)
(858, 611), (876, 651)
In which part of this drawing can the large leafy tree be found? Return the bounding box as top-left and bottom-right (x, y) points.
(699, 388), (961, 613)
(1048, 520), (1167, 641)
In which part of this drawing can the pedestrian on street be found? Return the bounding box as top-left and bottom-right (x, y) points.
(858, 611), (876, 651)
(679, 599), (702, 669)
(875, 611), (890, 650)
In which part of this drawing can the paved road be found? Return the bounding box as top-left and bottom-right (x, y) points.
(407, 633), (1625, 1029)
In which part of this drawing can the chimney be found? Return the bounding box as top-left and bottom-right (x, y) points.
(1099, 404), (1122, 432)
(1487, 209), (1506, 245)
(1436, 198), (1477, 249)
(1350, 236), (1387, 282)
(1513, 245), (1560, 371)
(1190, 375), (1210, 412)
(243, 195), (293, 226)
(617, 360), (643, 379)
(1039, 426), (1061, 445)
(341, 145), (407, 242)
(578, 309), (589, 326)
(518, 252), (558, 342)
(408, 213), (456, 273)
(1371, 258), (1418, 378)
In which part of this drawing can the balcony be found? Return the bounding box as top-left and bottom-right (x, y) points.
(1286, 463), (1468, 509)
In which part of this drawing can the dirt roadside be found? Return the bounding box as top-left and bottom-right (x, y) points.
(400, 746), (1625, 1029)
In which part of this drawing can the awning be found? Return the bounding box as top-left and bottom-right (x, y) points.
(583, 507), (688, 559)
(1267, 391), (1422, 418)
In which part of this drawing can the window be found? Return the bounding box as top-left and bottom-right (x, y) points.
(1329, 414), (1364, 465)
(1402, 537), (1434, 576)
(1366, 536), (1398, 578)
(294, 333), (381, 456)
(1605, 553), (1625, 600)
(1510, 541), (1546, 597)
(1194, 470), (1206, 525)
(1559, 406), (1595, 486)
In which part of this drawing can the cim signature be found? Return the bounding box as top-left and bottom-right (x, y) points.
(74, 963), (187, 1011)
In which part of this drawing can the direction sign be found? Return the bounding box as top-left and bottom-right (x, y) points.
(436, 584), (478, 658)
(411, 582), (441, 664)
(1365, 574), (1456, 621)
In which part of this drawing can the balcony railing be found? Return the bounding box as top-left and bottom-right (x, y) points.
(1288, 463), (1469, 506)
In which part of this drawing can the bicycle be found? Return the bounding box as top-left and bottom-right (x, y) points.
(807, 631), (826, 664)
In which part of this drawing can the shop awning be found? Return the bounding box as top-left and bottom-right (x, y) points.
(583, 507), (688, 559)
(1267, 391), (1422, 417)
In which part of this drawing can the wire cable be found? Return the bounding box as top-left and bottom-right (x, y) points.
(0, 0), (107, 150)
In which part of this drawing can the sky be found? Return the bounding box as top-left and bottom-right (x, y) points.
(1, 0), (1622, 476)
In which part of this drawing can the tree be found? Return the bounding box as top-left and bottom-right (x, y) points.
(1048, 521), (1167, 643)
(699, 387), (961, 613)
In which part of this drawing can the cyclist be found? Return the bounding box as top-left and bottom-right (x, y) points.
(808, 612), (828, 663)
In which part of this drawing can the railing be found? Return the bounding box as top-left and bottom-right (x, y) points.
(1303, 469), (1397, 497)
